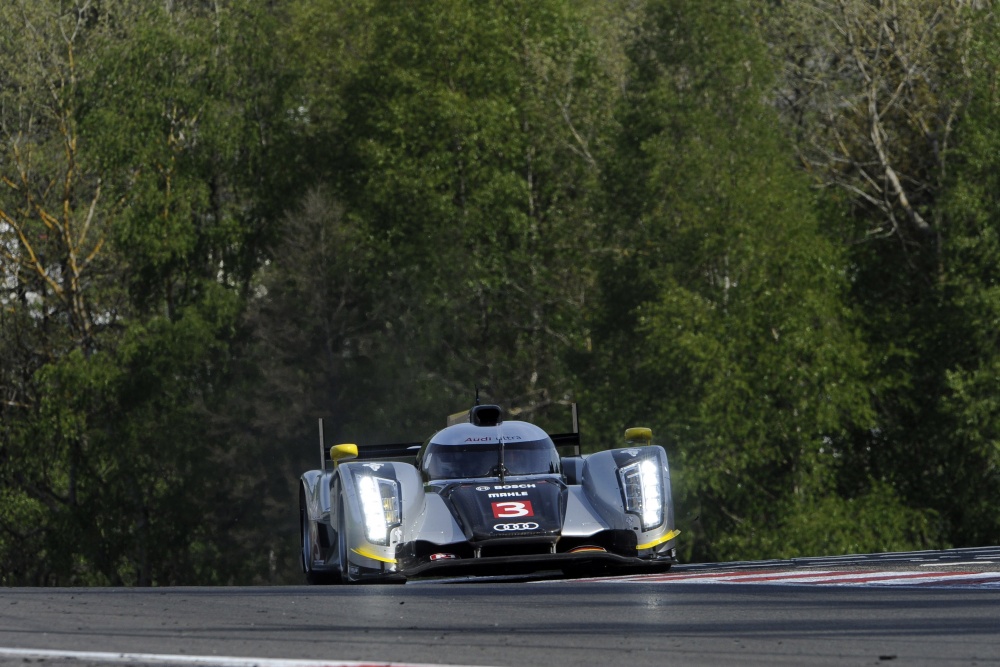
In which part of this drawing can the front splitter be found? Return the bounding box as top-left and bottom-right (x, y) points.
(398, 550), (676, 579)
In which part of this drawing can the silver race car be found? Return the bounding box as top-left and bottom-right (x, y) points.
(298, 404), (679, 583)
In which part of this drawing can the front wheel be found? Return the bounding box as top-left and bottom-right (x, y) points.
(337, 501), (360, 584)
(301, 499), (337, 585)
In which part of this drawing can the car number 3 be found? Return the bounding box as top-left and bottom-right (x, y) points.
(492, 501), (534, 518)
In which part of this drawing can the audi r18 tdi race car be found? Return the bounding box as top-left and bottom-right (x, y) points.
(298, 404), (679, 583)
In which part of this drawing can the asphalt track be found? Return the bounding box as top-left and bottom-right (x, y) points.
(2, 547), (999, 667)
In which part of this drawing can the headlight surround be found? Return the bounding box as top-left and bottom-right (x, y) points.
(357, 476), (401, 545)
(618, 458), (663, 531)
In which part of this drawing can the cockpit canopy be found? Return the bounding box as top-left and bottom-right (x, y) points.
(419, 421), (561, 480)
(422, 440), (561, 480)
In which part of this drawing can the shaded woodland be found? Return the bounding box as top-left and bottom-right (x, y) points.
(3, 0), (1000, 585)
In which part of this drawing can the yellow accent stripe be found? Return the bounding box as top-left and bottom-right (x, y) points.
(637, 529), (681, 551)
(351, 547), (397, 564)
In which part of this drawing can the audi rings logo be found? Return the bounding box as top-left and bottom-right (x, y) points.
(493, 522), (540, 532)
(476, 486), (491, 492)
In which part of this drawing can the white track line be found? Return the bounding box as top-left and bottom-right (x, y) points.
(580, 569), (1000, 587)
(0, 648), (492, 667)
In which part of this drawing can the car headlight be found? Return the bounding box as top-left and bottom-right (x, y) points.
(357, 476), (401, 545)
(618, 458), (663, 531)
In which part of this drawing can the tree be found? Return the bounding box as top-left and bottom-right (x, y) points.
(929, 8), (1000, 547)
(0, 0), (127, 585)
(770, 0), (1000, 551)
(273, 0), (619, 434)
(586, 0), (926, 561)
(0, 0), (292, 585)
(770, 0), (976, 251)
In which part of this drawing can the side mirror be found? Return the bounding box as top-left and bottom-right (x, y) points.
(330, 443), (359, 463)
(624, 427), (652, 446)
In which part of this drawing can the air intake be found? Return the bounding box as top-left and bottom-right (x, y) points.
(470, 404), (503, 426)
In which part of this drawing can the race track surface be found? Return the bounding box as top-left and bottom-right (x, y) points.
(2, 546), (999, 667)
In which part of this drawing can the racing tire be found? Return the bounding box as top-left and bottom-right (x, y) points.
(301, 499), (338, 585)
(337, 501), (359, 584)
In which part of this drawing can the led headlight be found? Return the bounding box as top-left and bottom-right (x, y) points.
(618, 458), (663, 531)
(357, 476), (401, 545)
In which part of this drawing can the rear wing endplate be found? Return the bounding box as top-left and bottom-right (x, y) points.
(318, 418), (421, 472)
(550, 402), (581, 457)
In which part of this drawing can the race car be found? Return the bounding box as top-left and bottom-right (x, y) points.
(298, 403), (679, 583)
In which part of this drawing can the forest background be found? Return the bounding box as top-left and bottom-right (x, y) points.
(3, 0), (1000, 586)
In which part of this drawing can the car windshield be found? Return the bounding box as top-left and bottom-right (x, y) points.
(422, 439), (561, 480)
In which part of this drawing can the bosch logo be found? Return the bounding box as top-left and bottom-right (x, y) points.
(494, 484), (536, 490)
(493, 522), (540, 532)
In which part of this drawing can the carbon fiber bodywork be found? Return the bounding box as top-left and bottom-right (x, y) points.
(298, 408), (679, 583)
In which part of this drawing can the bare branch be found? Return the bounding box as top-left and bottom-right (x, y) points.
(0, 208), (65, 298)
(771, 0), (979, 245)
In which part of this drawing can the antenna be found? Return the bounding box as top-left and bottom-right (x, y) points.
(318, 417), (326, 473)
(475, 385), (481, 406)
(497, 418), (506, 485)
(498, 434), (506, 485)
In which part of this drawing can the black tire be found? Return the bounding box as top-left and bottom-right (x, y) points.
(301, 497), (337, 585)
(337, 501), (358, 584)
(299, 499), (312, 572)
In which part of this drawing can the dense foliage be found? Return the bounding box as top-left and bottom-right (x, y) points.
(2, 0), (998, 584)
